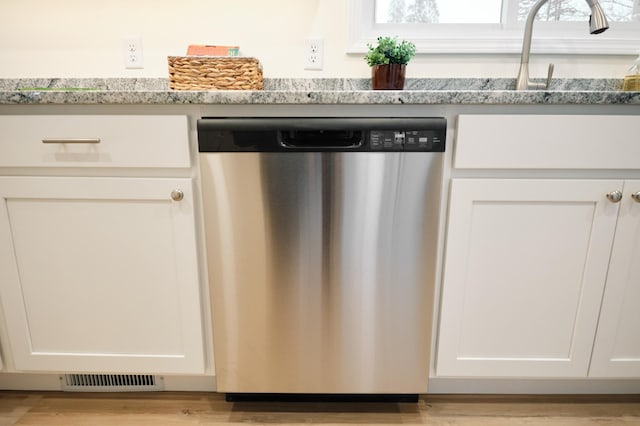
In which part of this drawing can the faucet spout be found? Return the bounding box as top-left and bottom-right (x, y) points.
(516, 0), (609, 90)
(586, 0), (610, 34)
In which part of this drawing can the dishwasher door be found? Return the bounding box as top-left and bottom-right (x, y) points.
(199, 118), (445, 394)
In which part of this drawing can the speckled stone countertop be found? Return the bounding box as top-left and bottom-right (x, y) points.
(0, 78), (638, 105)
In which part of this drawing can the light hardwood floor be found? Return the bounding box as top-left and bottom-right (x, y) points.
(1, 392), (640, 425)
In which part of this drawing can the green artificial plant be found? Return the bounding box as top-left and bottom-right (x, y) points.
(365, 36), (416, 67)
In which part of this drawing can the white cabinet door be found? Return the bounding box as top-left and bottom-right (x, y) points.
(437, 179), (621, 378)
(590, 180), (640, 377)
(0, 177), (204, 374)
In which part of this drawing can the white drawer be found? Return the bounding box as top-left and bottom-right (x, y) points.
(0, 115), (190, 168)
(455, 115), (640, 169)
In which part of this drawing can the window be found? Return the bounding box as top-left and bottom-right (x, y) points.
(348, 0), (640, 54)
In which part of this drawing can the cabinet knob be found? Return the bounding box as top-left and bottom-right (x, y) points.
(632, 192), (640, 203)
(171, 189), (184, 201)
(606, 191), (623, 203)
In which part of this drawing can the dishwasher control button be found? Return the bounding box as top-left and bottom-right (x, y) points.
(405, 130), (433, 151)
(370, 130), (404, 151)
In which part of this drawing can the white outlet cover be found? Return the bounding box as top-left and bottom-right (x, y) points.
(304, 38), (323, 71)
(123, 36), (144, 69)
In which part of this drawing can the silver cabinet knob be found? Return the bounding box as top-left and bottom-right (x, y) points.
(606, 191), (623, 203)
(632, 192), (640, 203)
(171, 189), (184, 201)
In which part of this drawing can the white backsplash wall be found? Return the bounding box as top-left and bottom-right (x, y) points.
(0, 0), (633, 79)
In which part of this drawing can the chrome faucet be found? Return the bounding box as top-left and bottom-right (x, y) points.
(516, 0), (609, 90)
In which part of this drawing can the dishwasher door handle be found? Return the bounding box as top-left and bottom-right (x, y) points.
(279, 129), (364, 149)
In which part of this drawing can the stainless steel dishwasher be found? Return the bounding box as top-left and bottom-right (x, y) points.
(198, 117), (446, 399)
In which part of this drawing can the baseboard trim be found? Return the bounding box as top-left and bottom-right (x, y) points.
(0, 373), (216, 392)
(428, 377), (640, 394)
(1, 373), (637, 394)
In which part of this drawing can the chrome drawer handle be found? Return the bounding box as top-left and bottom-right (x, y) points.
(632, 192), (640, 203)
(42, 138), (101, 144)
(606, 191), (623, 203)
(171, 190), (184, 201)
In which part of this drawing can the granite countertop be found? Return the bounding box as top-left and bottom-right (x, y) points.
(0, 78), (639, 105)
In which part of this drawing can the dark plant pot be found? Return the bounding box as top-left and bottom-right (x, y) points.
(371, 64), (406, 90)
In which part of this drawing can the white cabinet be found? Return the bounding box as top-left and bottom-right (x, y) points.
(454, 115), (640, 170)
(437, 178), (621, 377)
(0, 115), (190, 168)
(0, 115), (206, 375)
(590, 180), (640, 377)
(437, 114), (640, 380)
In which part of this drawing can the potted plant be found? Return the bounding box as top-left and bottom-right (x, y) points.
(365, 36), (416, 90)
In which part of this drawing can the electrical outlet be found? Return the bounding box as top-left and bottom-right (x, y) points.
(304, 38), (323, 71)
(123, 36), (144, 69)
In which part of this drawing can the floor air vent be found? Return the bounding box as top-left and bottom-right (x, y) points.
(61, 374), (164, 392)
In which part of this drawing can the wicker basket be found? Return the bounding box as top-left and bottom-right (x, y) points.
(168, 56), (263, 90)
(622, 74), (640, 91)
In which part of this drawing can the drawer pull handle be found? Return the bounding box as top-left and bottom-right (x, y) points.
(42, 138), (101, 144)
(632, 192), (640, 203)
(171, 190), (184, 202)
(606, 191), (623, 203)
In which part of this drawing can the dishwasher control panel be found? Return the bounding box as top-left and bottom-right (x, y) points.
(369, 130), (444, 152)
(198, 118), (446, 152)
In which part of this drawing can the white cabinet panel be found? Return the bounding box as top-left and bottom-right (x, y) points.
(455, 115), (640, 169)
(437, 179), (621, 377)
(590, 180), (640, 377)
(0, 177), (204, 374)
(0, 115), (190, 168)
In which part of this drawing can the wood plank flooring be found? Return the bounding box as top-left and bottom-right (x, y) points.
(1, 392), (639, 425)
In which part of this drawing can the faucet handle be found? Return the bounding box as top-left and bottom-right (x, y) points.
(545, 63), (555, 90)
